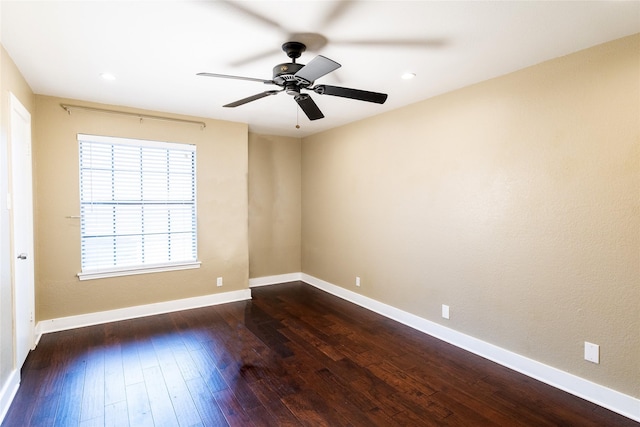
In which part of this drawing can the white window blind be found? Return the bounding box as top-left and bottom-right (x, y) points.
(78, 134), (197, 278)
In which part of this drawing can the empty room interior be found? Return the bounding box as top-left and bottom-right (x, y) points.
(0, 1), (639, 426)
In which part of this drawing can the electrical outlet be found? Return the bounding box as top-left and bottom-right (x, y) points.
(442, 304), (450, 319)
(216, 277), (223, 287)
(584, 342), (599, 364)
(355, 276), (361, 287)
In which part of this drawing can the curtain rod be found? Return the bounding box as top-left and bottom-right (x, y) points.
(60, 104), (206, 129)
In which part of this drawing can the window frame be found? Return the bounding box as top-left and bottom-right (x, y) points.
(76, 134), (200, 281)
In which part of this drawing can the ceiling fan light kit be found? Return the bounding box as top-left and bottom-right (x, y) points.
(198, 41), (388, 121)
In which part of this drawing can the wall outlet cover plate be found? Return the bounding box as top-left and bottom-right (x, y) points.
(584, 342), (599, 364)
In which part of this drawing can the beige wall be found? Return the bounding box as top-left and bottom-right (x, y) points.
(0, 44), (35, 404)
(302, 35), (640, 397)
(33, 96), (249, 320)
(248, 133), (301, 278)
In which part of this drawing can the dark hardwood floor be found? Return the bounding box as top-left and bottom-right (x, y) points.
(2, 281), (637, 426)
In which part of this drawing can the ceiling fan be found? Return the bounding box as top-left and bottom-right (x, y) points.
(197, 41), (388, 121)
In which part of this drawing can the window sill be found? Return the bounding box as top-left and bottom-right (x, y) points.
(77, 261), (201, 281)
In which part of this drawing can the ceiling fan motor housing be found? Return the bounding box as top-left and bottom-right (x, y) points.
(272, 62), (305, 86)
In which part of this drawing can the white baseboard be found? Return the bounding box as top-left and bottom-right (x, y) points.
(35, 288), (252, 338)
(249, 273), (302, 288)
(301, 273), (640, 423)
(0, 369), (20, 426)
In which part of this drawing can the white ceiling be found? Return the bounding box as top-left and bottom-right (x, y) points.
(2, 1), (639, 137)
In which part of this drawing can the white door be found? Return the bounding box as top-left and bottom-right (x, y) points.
(9, 93), (35, 369)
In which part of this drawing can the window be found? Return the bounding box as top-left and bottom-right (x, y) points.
(78, 134), (198, 280)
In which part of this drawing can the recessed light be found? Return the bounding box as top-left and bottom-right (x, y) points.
(100, 72), (116, 81)
(401, 72), (416, 80)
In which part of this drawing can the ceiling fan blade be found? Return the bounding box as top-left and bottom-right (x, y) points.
(294, 55), (341, 85)
(317, 0), (358, 29)
(313, 85), (388, 104)
(224, 90), (280, 108)
(218, 0), (284, 32)
(229, 48), (281, 67)
(197, 73), (274, 85)
(294, 94), (324, 120)
(333, 38), (447, 49)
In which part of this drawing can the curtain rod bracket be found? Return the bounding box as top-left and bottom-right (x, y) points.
(59, 103), (206, 129)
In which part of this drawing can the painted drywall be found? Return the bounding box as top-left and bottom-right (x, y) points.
(248, 133), (301, 278)
(302, 34), (639, 397)
(0, 43), (35, 412)
(33, 96), (249, 320)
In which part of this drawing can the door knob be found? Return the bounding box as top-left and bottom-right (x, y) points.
(17, 253), (27, 260)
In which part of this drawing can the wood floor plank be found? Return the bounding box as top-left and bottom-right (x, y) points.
(280, 317), (346, 361)
(2, 361), (42, 425)
(216, 365), (263, 411)
(78, 415), (105, 427)
(28, 395), (58, 427)
(171, 347), (202, 382)
(34, 334), (74, 399)
(121, 341), (145, 386)
(429, 390), (520, 426)
(156, 354), (202, 426)
(3, 281), (638, 427)
(280, 388), (347, 427)
(104, 400), (129, 427)
(79, 348), (105, 423)
(125, 381), (154, 427)
(391, 407), (450, 427)
(245, 379), (300, 426)
(212, 388), (254, 427)
(187, 347), (229, 394)
(350, 364), (405, 417)
(307, 367), (392, 427)
(184, 376), (230, 427)
(142, 365), (179, 427)
(104, 344), (126, 405)
(136, 338), (160, 371)
(52, 363), (86, 426)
